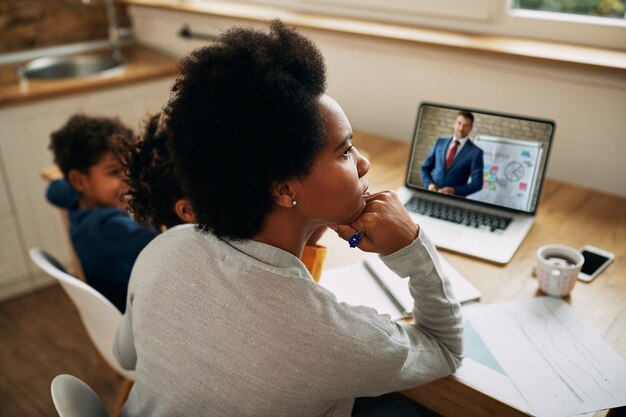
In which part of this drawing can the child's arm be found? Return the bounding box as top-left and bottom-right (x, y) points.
(45, 179), (78, 209)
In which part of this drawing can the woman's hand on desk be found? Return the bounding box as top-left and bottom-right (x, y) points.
(332, 191), (419, 256)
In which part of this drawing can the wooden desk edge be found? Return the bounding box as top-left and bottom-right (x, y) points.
(401, 375), (532, 417)
(40, 165), (62, 182)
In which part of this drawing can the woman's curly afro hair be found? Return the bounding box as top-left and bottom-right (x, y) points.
(165, 20), (328, 240)
(122, 113), (186, 231)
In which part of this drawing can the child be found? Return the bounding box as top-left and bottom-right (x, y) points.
(47, 114), (157, 311)
(122, 112), (327, 280)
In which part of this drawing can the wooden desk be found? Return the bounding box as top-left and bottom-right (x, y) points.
(318, 130), (626, 417)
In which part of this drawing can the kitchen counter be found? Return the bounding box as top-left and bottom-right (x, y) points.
(0, 44), (178, 109)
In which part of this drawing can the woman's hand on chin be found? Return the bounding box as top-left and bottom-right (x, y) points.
(332, 191), (419, 256)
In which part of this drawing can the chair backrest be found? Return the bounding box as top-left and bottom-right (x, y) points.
(51, 374), (109, 417)
(29, 248), (134, 380)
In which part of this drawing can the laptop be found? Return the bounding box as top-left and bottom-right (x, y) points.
(398, 102), (555, 264)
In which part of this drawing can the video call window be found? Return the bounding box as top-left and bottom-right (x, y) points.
(407, 104), (554, 213)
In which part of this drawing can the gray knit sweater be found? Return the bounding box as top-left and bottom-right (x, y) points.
(114, 224), (463, 417)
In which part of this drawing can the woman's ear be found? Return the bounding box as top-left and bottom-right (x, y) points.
(272, 181), (298, 208)
(67, 169), (88, 194)
(174, 199), (196, 224)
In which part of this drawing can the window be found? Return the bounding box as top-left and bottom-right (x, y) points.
(513, 0), (625, 19)
(237, 0), (626, 50)
(298, 0), (504, 22)
(505, 0), (626, 49)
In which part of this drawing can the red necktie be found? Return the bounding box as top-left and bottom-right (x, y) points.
(445, 140), (460, 170)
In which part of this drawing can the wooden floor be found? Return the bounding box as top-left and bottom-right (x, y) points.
(0, 284), (122, 417)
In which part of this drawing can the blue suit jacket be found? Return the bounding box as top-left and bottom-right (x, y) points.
(420, 137), (484, 197)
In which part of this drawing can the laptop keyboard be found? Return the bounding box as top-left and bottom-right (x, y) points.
(404, 197), (513, 233)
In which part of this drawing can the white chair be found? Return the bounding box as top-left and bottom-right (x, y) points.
(51, 374), (108, 417)
(29, 248), (134, 416)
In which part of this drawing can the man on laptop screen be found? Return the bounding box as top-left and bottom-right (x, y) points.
(398, 103), (555, 264)
(420, 111), (484, 197)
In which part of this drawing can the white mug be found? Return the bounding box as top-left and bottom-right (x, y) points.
(536, 244), (584, 297)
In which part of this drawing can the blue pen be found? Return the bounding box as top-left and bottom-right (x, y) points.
(348, 230), (365, 248)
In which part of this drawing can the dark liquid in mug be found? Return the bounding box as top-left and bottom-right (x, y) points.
(544, 255), (576, 267)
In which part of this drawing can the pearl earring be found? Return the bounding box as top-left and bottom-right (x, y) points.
(292, 200), (298, 207)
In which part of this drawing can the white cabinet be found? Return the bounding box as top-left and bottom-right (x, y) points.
(0, 163), (28, 292)
(0, 78), (173, 301)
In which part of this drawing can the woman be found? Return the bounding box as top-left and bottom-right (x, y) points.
(115, 21), (463, 417)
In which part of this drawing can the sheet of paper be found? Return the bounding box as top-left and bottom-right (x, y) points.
(454, 357), (595, 417)
(452, 304), (533, 413)
(363, 255), (481, 313)
(319, 254), (481, 320)
(465, 297), (626, 417)
(458, 306), (595, 417)
(463, 311), (505, 375)
(454, 357), (532, 414)
(319, 262), (404, 320)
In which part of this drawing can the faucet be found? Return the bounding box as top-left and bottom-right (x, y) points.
(105, 0), (123, 61)
(82, 0), (123, 61)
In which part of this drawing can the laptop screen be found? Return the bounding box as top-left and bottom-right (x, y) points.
(406, 103), (555, 214)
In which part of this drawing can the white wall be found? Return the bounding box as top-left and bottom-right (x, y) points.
(129, 7), (626, 197)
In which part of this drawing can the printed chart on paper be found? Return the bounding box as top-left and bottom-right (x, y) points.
(465, 297), (626, 417)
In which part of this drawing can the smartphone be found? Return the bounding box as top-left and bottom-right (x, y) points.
(578, 245), (615, 282)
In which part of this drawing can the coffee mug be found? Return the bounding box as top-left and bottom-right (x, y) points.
(536, 244), (584, 297)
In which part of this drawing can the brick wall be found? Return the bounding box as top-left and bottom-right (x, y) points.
(0, 0), (130, 53)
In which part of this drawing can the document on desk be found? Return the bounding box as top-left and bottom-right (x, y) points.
(455, 318), (533, 414)
(464, 297), (626, 417)
(319, 254), (480, 320)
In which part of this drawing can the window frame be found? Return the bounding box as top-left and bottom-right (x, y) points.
(233, 0), (626, 50)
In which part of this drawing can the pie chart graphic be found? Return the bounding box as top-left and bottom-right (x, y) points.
(504, 161), (525, 182)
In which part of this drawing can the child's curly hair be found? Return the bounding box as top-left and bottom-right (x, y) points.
(122, 113), (186, 230)
(49, 114), (134, 177)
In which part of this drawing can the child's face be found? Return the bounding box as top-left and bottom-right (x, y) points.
(82, 152), (128, 209)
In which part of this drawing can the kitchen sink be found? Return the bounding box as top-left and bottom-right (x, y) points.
(17, 55), (125, 80)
